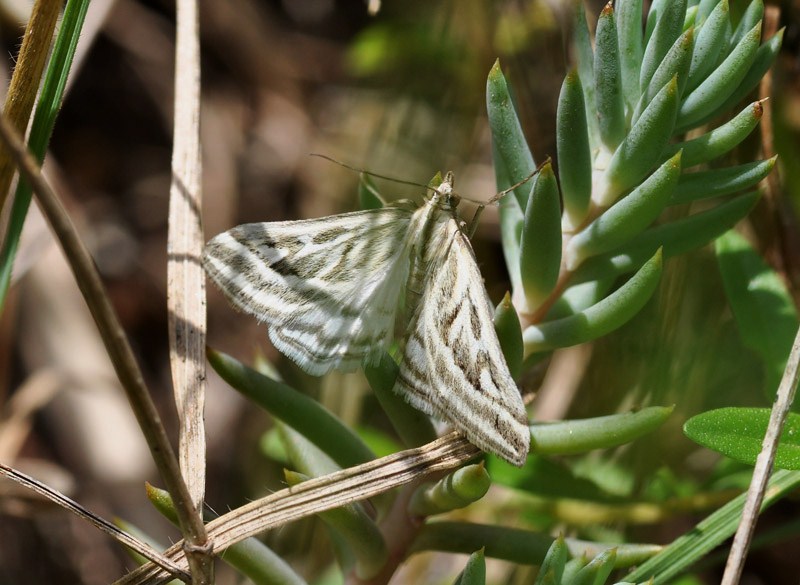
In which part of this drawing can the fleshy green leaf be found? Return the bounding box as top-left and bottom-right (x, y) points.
(534, 536), (568, 585)
(523, 249), (662, 354)
(715, 230), (799, 398)
(409, 463), (492, 517)
(572, 0), (599, 151)
(454, 548), (486, 585)
(567, 152), (681, 269)
(284, 469), (388, 579)
(635, 27), (694, 123)
(558, 70), (592, 229)
(573, 192), (760, 284)
(615, 0), (644, 114)
(571, 548), (617, 585)
(599, 76), (679, 205)
(671, 157), (775, 205)
(531, 406), (674, 455)
(685, 0), (729, 94)
(364, 351), (438, 448)
(663, 99), (763, 167)
(494, 292), (524, 378)
(520, 161), (562, 310)
(677, 21), (761, 130)
(729, 0), (763, 51)
(684, 408), (800, 469)
(208, 348), (376, 468)
(640, 0), (687, 90)
(595, 3), (626, 151)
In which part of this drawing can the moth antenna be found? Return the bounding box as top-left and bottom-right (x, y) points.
(309, 153), (434, 190)
(466, 158), (549, 237)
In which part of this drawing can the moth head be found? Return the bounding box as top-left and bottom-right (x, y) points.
(430, 171), (460, 209)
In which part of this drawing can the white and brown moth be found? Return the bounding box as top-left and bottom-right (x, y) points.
(203, 172), (530, 466)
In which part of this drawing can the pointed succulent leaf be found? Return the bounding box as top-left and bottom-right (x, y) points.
(634, 28), (693, 123)
(573, 0), (600, 150)
(595, 3), (626, 151)
(520, 161), (562, 310)
(677, 22), (761, 131)
(208, 348), (376, 468)
(359, 173), (384, 210)
(600, 76), (679, 205)
(487, 60), (536, 210)
(495, 292), (524, 378)
(364, 351), (438, 447)
(523, 250), (662, 354)
(572, 549), (617, 585)
(614, 0), (644, 113)
(663, 99), (763, 167)
(683, 5), (697, 30)
(533, 536), (568, 585)
(573, 192), (760, 284)
(454, 548), (486, 585)
(409, 463), (492, 517)
(284, 468), (388, 580)
(558, 70), (592, 230)
(671, 156), (776, 205)
(685, 0), (729, 94)
(567, 152), (681, 269)
(695, 0), (721, 25)
(716, 230), (799, 398)
(729, 0), (764, 50)
(640, 0), (687, 89)
(702, 27), (783, 124)
(644, 0), (668, 46)
(531, 406), (674, 455)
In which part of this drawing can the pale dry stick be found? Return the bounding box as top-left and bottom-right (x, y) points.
(0, 368), (60, 460)
(114, 432), (480, 585)
(720, 322), (800, 585)
(0, 111), (209, 582)
(0, 0), (60, 213)
(0, 462), (191, 582)
(169, 0), (206, 522)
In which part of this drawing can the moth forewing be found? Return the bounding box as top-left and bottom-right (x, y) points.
(203, 172), (531, 466)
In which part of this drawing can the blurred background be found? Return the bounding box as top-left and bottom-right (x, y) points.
(1, 0), (800, 583)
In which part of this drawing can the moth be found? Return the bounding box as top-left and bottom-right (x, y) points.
(203, 172), (530, 466)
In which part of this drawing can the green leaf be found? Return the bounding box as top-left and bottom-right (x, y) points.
(572, 0), (599, 151)
(701, 27), (784, 125)
(625, 469), (800, 582)
(531, 406), (674, 455)
(409, 463), (492, 517)
(494, 292), (524, 378)
(635, 27), (694, 123)
(558, 70), (592, 229)
(573, 192), (760, 284)
(358, 173), (385, 209)
(600, 76), (679, 205)
(520, 161), (562, 310)
(640, 0), (687, 90)
(685, 0), (729, 94)
(534, 536), (568, 585)
(663, 99), (763, 167)
(685, 408), (800, 469)
(567, 152), (681, 269)
(208, 348), (376, 468)
(524, 250), (663, 354)
(595, 3), (626, 151)
(671, 157), (775, 205)
(729, 0), (763, 51)
(571, 548), (616, 585)
(715, 230), (799, 398)
(695, 0), (721, 25)
(364, 351), (438, 448)
(0, 0), (91, 310)
(615, 0), (644, 114)
(284, 468), (388, 579)
(454, 548), (485, 585)
(677, 22), (761, 130)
